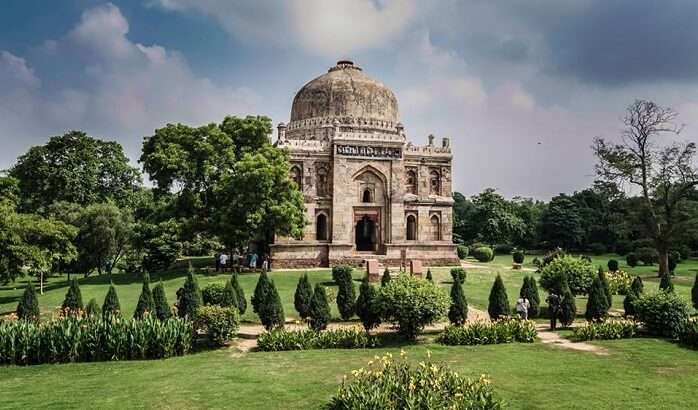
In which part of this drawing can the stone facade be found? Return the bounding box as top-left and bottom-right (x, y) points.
(271, 61), (459, 268)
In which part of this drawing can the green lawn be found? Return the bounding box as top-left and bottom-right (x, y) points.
(1, 338), (696, 409)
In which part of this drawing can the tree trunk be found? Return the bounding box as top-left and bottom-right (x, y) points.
(657, 246), (669, 277)
(40, 272), (44, 295)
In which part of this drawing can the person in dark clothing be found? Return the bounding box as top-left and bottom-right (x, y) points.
(546, 292), (561, 330)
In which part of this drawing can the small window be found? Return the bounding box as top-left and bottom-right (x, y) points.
(429, 170), (440, 195)
(290, 166), (302, 190)
(317, 166), (329, 196)
(406, 214), (417, 240)
(406, 170), (417, 195)
(316, 214), (328, 240)
(430, 214), (441, 241)
(362, 189), (372, 203)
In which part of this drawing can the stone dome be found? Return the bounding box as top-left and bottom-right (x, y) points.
(290, 60), (399, 124)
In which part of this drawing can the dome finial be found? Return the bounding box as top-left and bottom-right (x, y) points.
(329, 59), (361, 72)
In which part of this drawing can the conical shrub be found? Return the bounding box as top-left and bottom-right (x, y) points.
(623, 292), (637, 317)
(356, 276), (380, 331)
(585, 276), (609, 322)
(102, 284), (121, 318)
(381, 268), (391, 287)
(221, 279), (239, 309)
(252, 271), (272, 315)
(178, 268), (203, 319)
(85, 298), (101, 317)
(62, 279), (83, 313)
(258, 278), (285, 331)
(520, 276), (540, 318)
(597, 267), (612, 307)
(559, 275), (576, 327)
(692, 273), (698, 310)
(487, 274), (509, 320)
(153, 281), (171, 320)
(294, 273), (313, 319)
(134, 272), (155, 319)
(231, 272), (247, 314)
(336, 269), (356, 320)
(448, 279), (468, 325)
(17, 281), (40, 322)
(631, 276), (644, 295)
(659, 272), (674, 293)
(426, 269), (433, 282)
(309, 283), (331, 331)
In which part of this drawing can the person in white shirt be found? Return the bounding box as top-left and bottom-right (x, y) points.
(516, 296), (530, 320)
(219, 253), (229, 271)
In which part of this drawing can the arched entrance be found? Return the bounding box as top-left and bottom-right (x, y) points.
(355, 215), (377, 251)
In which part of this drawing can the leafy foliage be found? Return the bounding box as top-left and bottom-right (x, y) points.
(178, 267), (203, 320)
(85, 298), (101, 317)
(202, 283), (226, 306)
(539, 255), (596, 295)
(559, 275), (577, 327)
(626, 252), (638, 267)
(471, 246), (494, 262)
(230, 272), (247, 314)
(449, 267), (466, 284)
(220, 280), (238, 309)
(308, 284), (331, 332)
(678, 319), (698, 349)
(381, 268), (391, 287)
(572, 319), (640, 341)
(425, 269), (433, 282)
(659, 273), (674, 293)
(376, 275), (449, 340)
(62, 279), (84, 312)
(257, 328), (379, 352)
(102, 284), (122, 318)
(456, 245), (469, 259)
(134, 272), (155, 319)
(437, 318), (537, 345)
(447, 279), (468, 325)
(73, 203), (134, 276)
(252, 271), (285, 331)
(327, 353), (503, 410)
(153, 281), (172, 320)
(335, 267), (356, 321)
(17, 282), (40, 322)
(195, 305), (239, 346)
(294, 273), (313, 319)
(585, 276), (610, 322)
(487, 275), (509, 320)
(634, 291), (691, 338)
(356, 277), (381, 331)
(608, 259), (619, 272)
(513, 250), (525, 264)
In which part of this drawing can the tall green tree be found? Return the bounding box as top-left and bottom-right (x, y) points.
(448, 279), (468, 325)
(309, 284), (331, 331)
(153, 281), (171, 320)
(336, 269), (356, 321)
(221, 279), (239, 308)
(465, 188), (526, 245)
(230, 272), (247, 314)
(356, 277), (381, 331)
(585, 276), (610, 322)
(540, 194), (584, 250)
(16, 281), (40, 322)
(178, 266), (203, 319)
(487, 275), (509, 320)
(294, 273), (313, 319)
(62, 279), (83, 312)
(134, 272), (155, 319)
(102, 283), (121, 318)
(593, 100), (698, 276)
(559, 275), (577, 327)
(75, 203), (134, 276)
(9, 131), (140, 212)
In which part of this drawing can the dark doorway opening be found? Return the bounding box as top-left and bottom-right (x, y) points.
(355, 215), (376, 251)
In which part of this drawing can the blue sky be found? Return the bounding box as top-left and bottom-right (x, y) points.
(2, 0), (698, 199)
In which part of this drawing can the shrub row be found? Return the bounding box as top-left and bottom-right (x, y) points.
(678, 319), (698, 349)
(0, 315), (192, 365)
(257, 327), (379, 351)
(572, 319), (640, 341)
(328, 352), (503, 409)
(437, 318), (537, 345)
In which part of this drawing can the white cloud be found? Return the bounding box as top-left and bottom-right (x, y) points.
(0, 3), (260, 169)
(154, 0), (418, 56)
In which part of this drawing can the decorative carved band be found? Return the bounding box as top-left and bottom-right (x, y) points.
(336, 144), (402, 159)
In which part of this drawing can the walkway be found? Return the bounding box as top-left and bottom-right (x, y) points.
(535, 324), (607, 355)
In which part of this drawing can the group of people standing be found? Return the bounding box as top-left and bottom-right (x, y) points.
(514, 290), (564, 330)
(215, 249), (269, 272)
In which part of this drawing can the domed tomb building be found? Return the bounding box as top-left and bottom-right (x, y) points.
(272, 61), (458, 267)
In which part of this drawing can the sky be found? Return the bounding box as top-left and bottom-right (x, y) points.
(2, 0), (698, 199)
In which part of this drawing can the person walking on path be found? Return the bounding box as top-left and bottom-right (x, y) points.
(219, 252), (229, 272)
(516, 296), (530, 320)
(546, 292), (561, 330)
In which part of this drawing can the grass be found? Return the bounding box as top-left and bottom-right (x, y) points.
(0, 338), (697, 409)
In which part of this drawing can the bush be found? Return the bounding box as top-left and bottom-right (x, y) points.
(336, 268), (356, 320)
(450, 267), (466, 284)
(692, 273), (698, 310)
(381, 268), (391, 287)
(585, 276), (609, 322)
(257, 327), (379, 351)
(632, 238), (655, 250)
(178, 267), (203, 319)
(631, 276), (644, 295)
(487, 275), (509, 320)
(356, 277), (381, 331)
(16, 282), (40, 322)
(559, 275), (576, 327)
(425, 269), (433, 282)
(456, 245), (469, 259)
(195, 305), (239, 346)
(615, 240), (632, 256)
(659, 273), (674, 293)
(623, 292), (638, 317)
(678, 245), (691, 260)
(309, 284), (331, 331)
(331, 265), (353, 283)
(448, 280), (468, 325)
(220, 279), (238, 308)
(598, 268), (612, 307)
(636, 247), (657, 265)
(520, 276), (540, 318)
(85, 298), (101, 317)
(541, 249), (565, 268)
(572, 319), (640, 341)
(513, 250), (525, 264)
(539, 255), (596, 295)
(494, 244), (513, 255)
(376, 275), (449, 340)
(202, 283), (226, 306)
(607, 259), (619, 272)
(230, 272), (247, 314)
(0, 315), (192, 365)
(437, 318), (537, 345)
(294, 273), (313, 319)
(134, 272), (155, 319)
(606, 270), (632, 295)
(153, 281), (172, 320)
(634, 291), (691, 338)
(678, 319), (698, 349)
(252, 271), (285, 331)
(62, 279), (83, 313)
(626, 252), (638, 267)
(327, 353), (503, 410)
(588, 242), (606, 255)
(102, 284), (121, 319)
(472, 246), (494, 262)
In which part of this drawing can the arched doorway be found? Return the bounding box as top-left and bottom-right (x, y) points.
(355, 215), (376, 251)
(406, 214), (417, 240)
(316, 214), (328, 240)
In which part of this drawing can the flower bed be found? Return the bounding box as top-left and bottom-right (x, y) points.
(257, 327), (379, 352)
(572, 319), (640, 341)
(437, 318), (537, 345)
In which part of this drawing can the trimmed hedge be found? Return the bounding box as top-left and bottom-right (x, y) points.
(472, 246), (494, 262)
(0, 315), (192, 365)
(257, 327), (379, 351)
(456, 245), (469, 260)
(634, 291), (691, 338)
(678, 319), (698, 349)
(437, 318), (537, 345)
(195, 305), (240, 346)
(572, 319), (640, 341)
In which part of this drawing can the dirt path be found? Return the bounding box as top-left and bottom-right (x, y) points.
(535, 324), (607, 355)
(460, 261), (536, 272)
